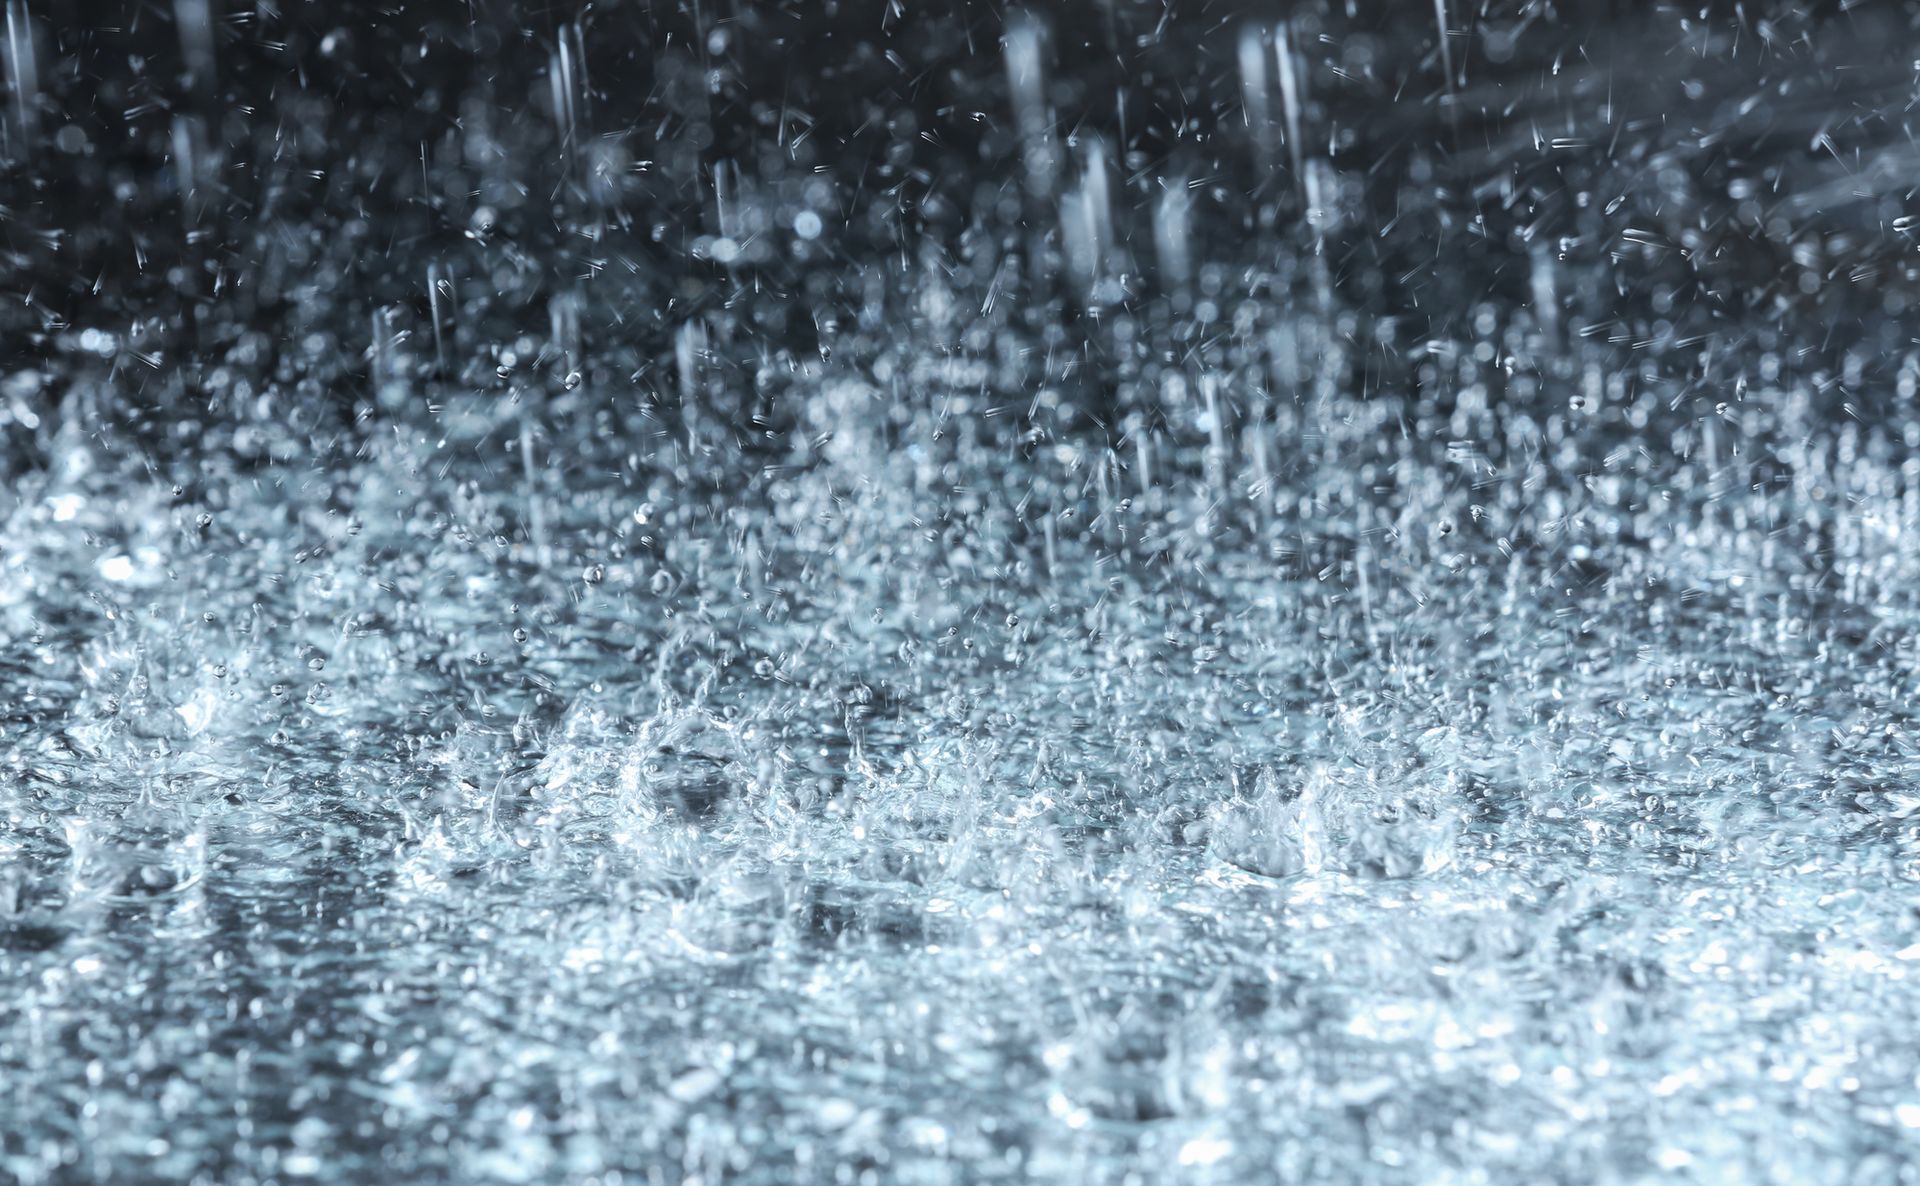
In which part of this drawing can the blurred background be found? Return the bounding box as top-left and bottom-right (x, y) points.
(5, 0), (1916, 477)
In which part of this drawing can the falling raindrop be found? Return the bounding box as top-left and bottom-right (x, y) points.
(1, 4), (1910, 1183)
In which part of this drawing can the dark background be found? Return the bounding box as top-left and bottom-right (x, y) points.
(4, 0), (1916, 461)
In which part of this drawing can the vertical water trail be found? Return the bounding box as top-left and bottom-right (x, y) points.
(1135, 429), (1155, 506)
(1247, 388), (1273, 533)
(4, 0), (36, 153)
(1357, 545), (1381, 657)
(677, 321), (706, 453)
(1274, 23), (1306, 207)
(550, 39), (578, 153)
(1082, 138), (1112, 266)
(173, 0), (215, 92)
(428, 265), (449, 378)
(1154, 180), (1193, 300)
(568, 22), (590, 127)
(369, 309), (389, 395)
(1238, 25), (1274, 174)
(1061, 139), (1115, 303)
(1005, 14), (1056, 198)
(714, 159), (738, 241)
(170, 116), (201, 211)
(1530, 246), (1560, 343)
(521, 416), (550, 568)
(550, 291), (582, 385)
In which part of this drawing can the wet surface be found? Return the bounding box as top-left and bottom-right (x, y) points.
(5, 2), (1920, 1183)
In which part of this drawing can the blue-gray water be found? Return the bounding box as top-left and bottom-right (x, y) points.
(4, 2), (1920, 1183)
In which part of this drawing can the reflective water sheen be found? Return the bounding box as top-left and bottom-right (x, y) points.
(7, 1), (1920, 1183)
(5, 411), (1919, 1183)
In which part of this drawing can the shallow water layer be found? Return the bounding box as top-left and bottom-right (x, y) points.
(3, 418), (1918, 1184)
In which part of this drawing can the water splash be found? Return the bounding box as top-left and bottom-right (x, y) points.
(2, 4), (1917, 1184)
